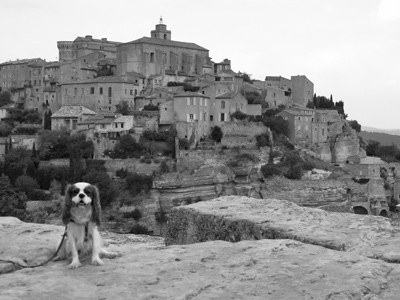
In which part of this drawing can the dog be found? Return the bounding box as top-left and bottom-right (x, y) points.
(55, 182), (118, 269)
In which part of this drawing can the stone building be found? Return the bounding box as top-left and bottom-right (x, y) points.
(61, 75), (142, 113)
(57, 35), (121, 63)
(0, 58), (46, 91)
(291, 75), (314, 107)
(51, 105), (96, 131)
(116, 21), (210, 79)
(277, 106), (321, 144)
(173, 91), (210, 142)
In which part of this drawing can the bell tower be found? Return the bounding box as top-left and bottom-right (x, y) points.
(150, 16), (171, 40)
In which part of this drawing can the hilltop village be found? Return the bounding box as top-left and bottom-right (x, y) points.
(0, 20), (399, 233)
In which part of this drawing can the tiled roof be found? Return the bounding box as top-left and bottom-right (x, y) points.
(216, 91), (238, 99)
(122, 37), (208, 51)
(126, 71), (146, 79)
(63, 75), (139, 85)
(174, 91), (209, 98)
(78, 112), (120, 125)
(51, 106), (96, 118)
(216, 69), (239, 77)
(0, 58), (44, 66)
(73, 36), (122, 45)
(113, 115), (133, 123)
(278, 107), (314, 116)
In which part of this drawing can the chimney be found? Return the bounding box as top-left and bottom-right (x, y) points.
(85, 35), (93, 39)
(101, 38), (107, 42)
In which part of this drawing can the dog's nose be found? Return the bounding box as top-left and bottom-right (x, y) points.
(79, 193), (85, 199)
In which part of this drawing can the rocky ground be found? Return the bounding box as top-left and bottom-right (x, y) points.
(2, 196), (400, 299)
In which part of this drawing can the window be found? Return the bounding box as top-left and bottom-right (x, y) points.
(150, 52), (154, 63)
(221, 101), (225, 109)
(109, 99), (112, 104)
(100, 87), (103, 94)
(220, 113), (225, 121)
(189, 114), (194, 120)
(210, 115), (214, 121)
(108, 87), (112, 97)
(121, 123), (124, 128)
(90, 87), (95, 94)
(130, 90), (133, 95)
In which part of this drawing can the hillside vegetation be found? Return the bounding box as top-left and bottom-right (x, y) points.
(359, 131), (400, 148)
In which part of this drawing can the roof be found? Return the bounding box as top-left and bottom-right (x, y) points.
(113, 115), (134, 123)
(0, 58), (44, 66)
(278, 107), (315, 117)
(78, 112), (120, 125)
(51, 106), (96, 118)
(174, 91), (210, 98)
(216, 91), (238, 99)
(72, 36), (122, 45)
(63, 75), (139, 85)
(122, 37), (208, 51)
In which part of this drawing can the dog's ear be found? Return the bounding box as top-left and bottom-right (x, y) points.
(62, 184), (73, 225)
(91, 184), (101, 226)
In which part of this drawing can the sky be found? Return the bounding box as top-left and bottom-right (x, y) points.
(0, 0), (399, 129)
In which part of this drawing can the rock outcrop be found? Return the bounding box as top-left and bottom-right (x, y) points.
(4, 196), (400, 299)
(4, 194), (400, 299)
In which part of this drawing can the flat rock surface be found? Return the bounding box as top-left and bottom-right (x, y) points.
(166, 196), (400, 261)
(2, 217), (400, 300)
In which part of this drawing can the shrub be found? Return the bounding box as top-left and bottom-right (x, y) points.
(179, 138), (190, 150)
(262, 116), (289, 137)
(155, 210), (168, 223)
(260, 163), (281, 178)
(143, 104), (159, 111)
(108, 215), (115, 221)
(116, 168), (130, 179)
(256, 134), (270, 147)
(129, 224), (150, 235)
(231, 111), (247, 120)
(123, 208), (142, 221)
(82, 171), (116, 207)
(210, 126), (223, 143)
(125, 173), (153, 197)
(159, 161), (169, 174)
(14, 175), (40, 200)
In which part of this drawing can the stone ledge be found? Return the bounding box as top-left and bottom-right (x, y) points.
(165, 196), (398, 258)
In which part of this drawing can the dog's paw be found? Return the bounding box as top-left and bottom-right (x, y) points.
(68, 261), (82, 269)
(104, 252), (119, 259)
(91, 257), (104, 266)
(53, 255), (63, 262)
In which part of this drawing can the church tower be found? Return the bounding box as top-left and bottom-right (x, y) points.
(150, 17), (171, 40)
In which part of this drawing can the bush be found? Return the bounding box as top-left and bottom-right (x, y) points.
(231, 111), (248, 120)
(116, 168), (129, 179)
(210, 126), (223, 143)
(159, 161), (169, 174)
(14, 175), (40, 200)
(260, 163), (281, 178)
(123, 208), (142, 221)
(256, 134), (270, 147)
(129, 224), (150, 235)
(262, 116), (289, 137)
(81, 171), (116, 207)
(155, 210), (168, 223)
(125, 173), (153, 197)
(179, 138), (190, 150)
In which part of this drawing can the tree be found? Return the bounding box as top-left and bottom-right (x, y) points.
(262, 116), (289, 137)
(82, 171), (116, 207)
(366, 140), (380, 156)
(238, 71), (253, 84)
(38, 129), (70, 160)
(115, 101), (130, 115)
(143, 104), (159, 111)
(0, 174), (27, 219)
(43, 110), (52, 130)
(0, 122), (13, 137)
(14, 175), (40, 200)
(210, 126), (223, 143)
(95, 65), (114, 77)
(348, 120), (361, 132)
(106, 134), (143, 159)
(3, 146), (32, 184)
(0, 91), (12, 107)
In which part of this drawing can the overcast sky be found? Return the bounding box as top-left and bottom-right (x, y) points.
(1, 0), (399, 129)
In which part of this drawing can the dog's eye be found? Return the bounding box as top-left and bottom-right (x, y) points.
(71, 189), (79, 196)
